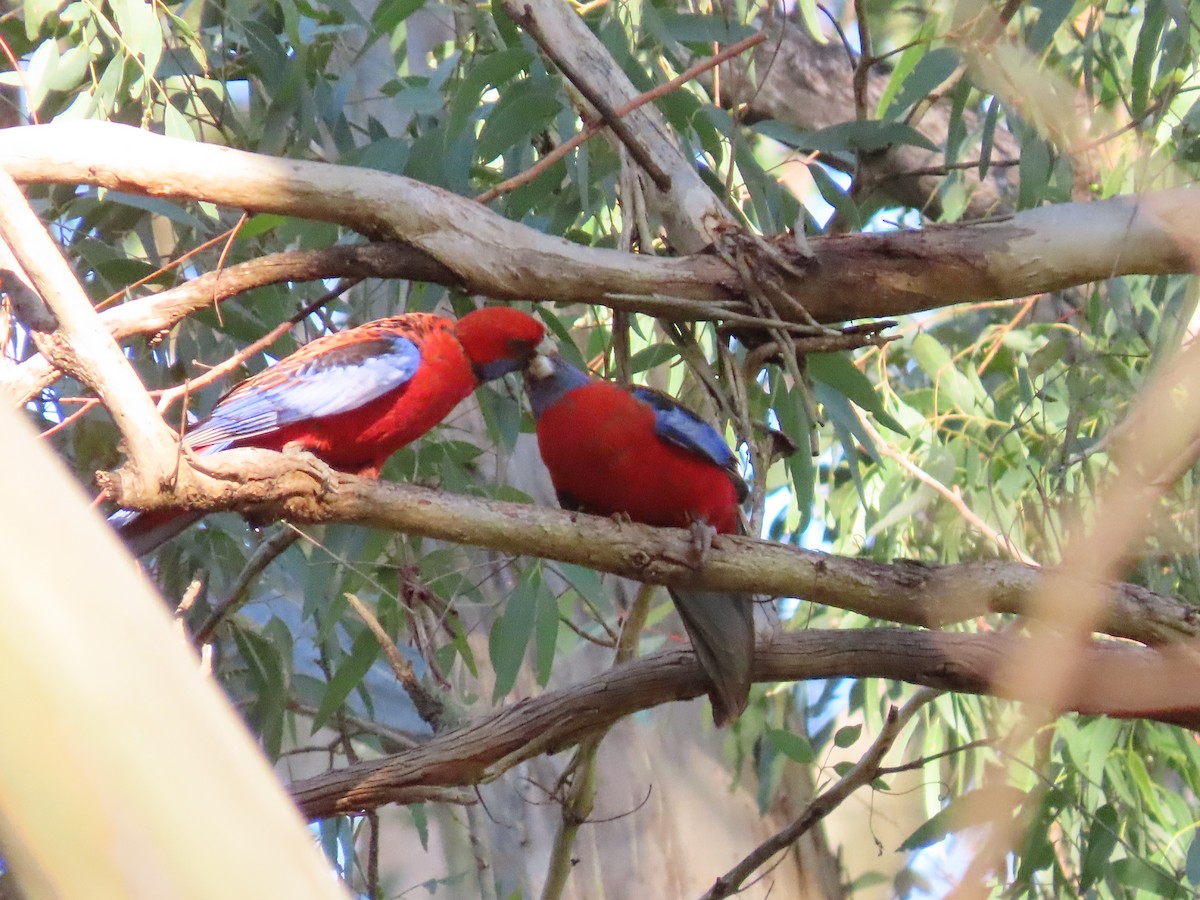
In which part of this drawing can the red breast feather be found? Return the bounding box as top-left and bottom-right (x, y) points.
(534, 381), (740, 533)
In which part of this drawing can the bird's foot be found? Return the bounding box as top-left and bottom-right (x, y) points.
(687, 519), (718, 569)
(662, 520), (720, 570)
(281, 443), (338, 492)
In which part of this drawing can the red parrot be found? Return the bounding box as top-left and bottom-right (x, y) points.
(115, 306), (545, 556)
(523, 353), (754, 724)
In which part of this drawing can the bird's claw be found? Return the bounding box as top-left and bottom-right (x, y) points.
(662, 520), (719, 570)
(687, 520), (717, 569)
(281, 443), (338, 492)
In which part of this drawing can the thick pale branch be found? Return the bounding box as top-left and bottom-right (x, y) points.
(2, 124), (1199, 329)
(499, 0), (732, 252)
(101, 454), (1200, 646)
(0, 170), (177, 485)
(288, 629), (1200, 819)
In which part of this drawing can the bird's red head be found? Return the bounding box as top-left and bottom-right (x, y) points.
(455, 307), (547, 382)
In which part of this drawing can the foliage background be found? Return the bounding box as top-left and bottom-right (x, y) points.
(4, 0), (1200, 896)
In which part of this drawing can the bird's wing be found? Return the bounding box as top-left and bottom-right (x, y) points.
(185, 333), (422, 450)
(630, 386), (748, 502)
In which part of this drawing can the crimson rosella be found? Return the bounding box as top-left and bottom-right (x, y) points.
(115, 306), (546, 556)
(523, 352), (754, 724)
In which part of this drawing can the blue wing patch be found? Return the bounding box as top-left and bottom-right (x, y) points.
(632, 386), (748, 501)
(185, 334), (422, 449)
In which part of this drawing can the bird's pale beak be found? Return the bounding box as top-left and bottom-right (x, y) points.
(526, 351), (556, 380)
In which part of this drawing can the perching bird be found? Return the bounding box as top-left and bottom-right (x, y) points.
(115, 306), (546, 556)
(523, 352), (754, 724)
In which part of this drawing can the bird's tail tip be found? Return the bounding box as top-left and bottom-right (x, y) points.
(667, 587), (755, 726)
(109, 507), (201, 558)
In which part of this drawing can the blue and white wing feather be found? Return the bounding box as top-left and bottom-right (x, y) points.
(184, 334), (422, 449)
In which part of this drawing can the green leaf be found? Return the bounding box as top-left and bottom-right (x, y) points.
(794, 0), (827, 44)
(833, 724), (862, 748)
(311, 623), (382, 732)
(767, 728), (817, 764)
(809, 163), (860, 230)
(373, 0), (427, 33)
(658, 12), (756, 45)
(1131, 0), (1168, 118)
(753, 119), (938, 155)
(772, 379), (814, 533)
(24, 0), (67, 38)
(899, 786), (1026, 851)
(1079, 805), (1120, 892)
(884, 48), (959, 119)
(628, 343), (680, 374)
(409, 805), (430, 852)
(489, 564), (539, 701)
(1110, 858), (1185, 897)
(978, 97), (999, 179)
(810, 352), (907, 436)
(1186, 829), (1200, 884)
(447, 47), (535, 139)
(875, 27), (936, 117)
(101, 191), (208, 230)
(911, 333), (979, 411)
(534, 581), (558, 686)
(475, 80), (562, 163)
(1027, 0), (1077, 54)
(1017, 133), (1051, 209)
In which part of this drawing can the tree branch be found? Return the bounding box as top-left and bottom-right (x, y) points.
(498, 0), (735, 252)
(2, 123), (1198, 334)
(703, 688), (939, 899)
(0, 170), (178, 491)
(2, 241), (734, 406)
(99, 456), (1200, 647)
(287, 629), (1200, 819)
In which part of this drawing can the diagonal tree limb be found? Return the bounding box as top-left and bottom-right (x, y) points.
(498, 0), (736, 252)
(0, 170), (179, 491)
(286, 629), (1200, 819)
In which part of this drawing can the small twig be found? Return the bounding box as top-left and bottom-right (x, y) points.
(703, 688), (940, 899)
(343, 590), (447, 731)
(36, 396), (100, 439)
(880, 157), (1021, 180)
(285, 699), (424, 752)
(465, 804), (500, 900)
(855, 409), (1039, 566)
(851, 0), (873, 122)
(476, 32), (766, 204)
(559, 614), (618, 649)
(539, 583), (657, 900)
(156, 279), (360, 419)
(0, 34), (38, 125)
(510, 5), (672, 190)
(365, 810), (380, 900)
(875, 737), (996, 776)
(95, 226), (238, 312)
(211, 213), (249, 327)
(193, 527), (301, 644)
